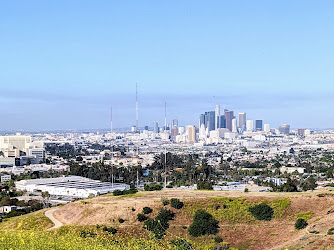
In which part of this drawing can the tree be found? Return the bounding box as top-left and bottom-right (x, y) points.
(279, 178), (298, 192)
(249, 203), (274, 221)
(302, 176), (317, 191)
(188, 209), (219, 237)
(295, 218), (308, 229)
(170, 198), (184, 209)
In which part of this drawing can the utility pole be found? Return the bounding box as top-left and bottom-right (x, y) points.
(136, 83), (138, 133)
(164, 145), (167, 188)
(136, 144), (139, 187)
(111, 107), (114, 187)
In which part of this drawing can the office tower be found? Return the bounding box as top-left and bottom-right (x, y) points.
(264, 124), (270, 132)
(199, 114), (205, 128)
(232, 118), (237, 133)
(238, 112), (246, 130)
(172, 119), (178, 127)
(279, 124), (290, 135)
(255, 120), (263, 131)
(171, 126), (178, 141)
(219, 115), (226, 128)
(187, 125), (196, 143)
(203, 111), (215, 131)
(224, 110), (234, 131)
(246, 120), (254, 132)
(153, 121), (159, 134)
(215, 105), (220, 130)
(208, 111), (215, 131)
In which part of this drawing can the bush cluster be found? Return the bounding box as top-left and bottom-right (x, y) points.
(295, 218), (308, 230)
(143, 206), (153, 214)
(79, 231), (96, 238)
(170, 198), (184, 209)
(197, 181), (213, 190)
(248, 203), (274, 221)
(188, 209), (219, 237)
(113, 186), (138, 196)
(143, 208), (175, 239)
(170, 239), (192, 249)
(214, 236), (223, 243)
(102, 226), (117, 234)
(137, 213), (148, 222)
(144, 183), (163, 191)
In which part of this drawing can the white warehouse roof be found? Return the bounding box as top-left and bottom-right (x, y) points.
(15, 176), (129, 198)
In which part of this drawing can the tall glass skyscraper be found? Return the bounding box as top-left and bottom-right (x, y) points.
(224, 110), (234, 131)
(255, 120), (263, 131)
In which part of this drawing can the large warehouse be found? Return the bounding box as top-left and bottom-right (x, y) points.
(15, 176), (130, 198)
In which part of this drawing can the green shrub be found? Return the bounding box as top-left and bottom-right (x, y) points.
(249, 203), (274, 221)
(102, 226), (117, 234)
(113, 187), (138, 196)
(144, 183), (163, 191)
(170, 198), (184, 209)
(143, 208), (175, 239)
(214, 236), (223, 243)
(170, 239), (192, 249)
(137, 213), (148, 222)
(295, 218), (308, 230)
(156, 208), (175, 229)
(188, 209), (219, 237)
(197, 181), (213, 190)
(143, 206), (153, 214)
(327, 228), (334, 235)
(118, 218), (125, 223)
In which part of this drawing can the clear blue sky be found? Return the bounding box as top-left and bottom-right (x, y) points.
(1, 1), (334, 130)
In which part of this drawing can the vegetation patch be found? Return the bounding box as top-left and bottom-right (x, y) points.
(327, 227), (334, 235)
(185, 197), (290, 224)
(144, 183), (163, 191)
(296, 211), (313, 221)
(142, 207), (153, 214)
(170, 239), (193, 249)
(170, 198), (184, 209)
(249, 203), (274, 221)
(188, 209), (219, 237)
(0, 210), (52, 230)
(295, 218), (308, 230)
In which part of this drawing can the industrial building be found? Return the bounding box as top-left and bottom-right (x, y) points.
(15, 176), (130, 198)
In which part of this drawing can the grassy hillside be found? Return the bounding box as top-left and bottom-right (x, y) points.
(1, 189), (334, 249)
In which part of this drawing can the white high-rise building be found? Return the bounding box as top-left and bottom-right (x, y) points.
(178, 126), (185, 135)
(238, 112), (246, 130)
(246, 120), (254, 132)
(264, 124), (270, 132)
(232, 118), (237, 133)
(215, 104), (220, 130)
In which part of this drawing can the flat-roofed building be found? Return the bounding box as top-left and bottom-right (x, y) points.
(15, 176), (130, 198)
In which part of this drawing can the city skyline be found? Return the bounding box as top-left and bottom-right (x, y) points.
(1, 1), (334, 130)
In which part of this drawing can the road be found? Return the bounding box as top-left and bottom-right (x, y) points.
(45, 208), (63, 230)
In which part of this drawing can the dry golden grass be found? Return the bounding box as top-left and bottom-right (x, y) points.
(52, 188), (334, 250)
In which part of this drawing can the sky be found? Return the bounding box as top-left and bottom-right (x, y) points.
(1, 1), (334, 130)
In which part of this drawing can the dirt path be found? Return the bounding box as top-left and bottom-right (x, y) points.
(45, 208), (63, 230)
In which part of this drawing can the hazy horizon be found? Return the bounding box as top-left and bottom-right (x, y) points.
(1, 1), (334, 130)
